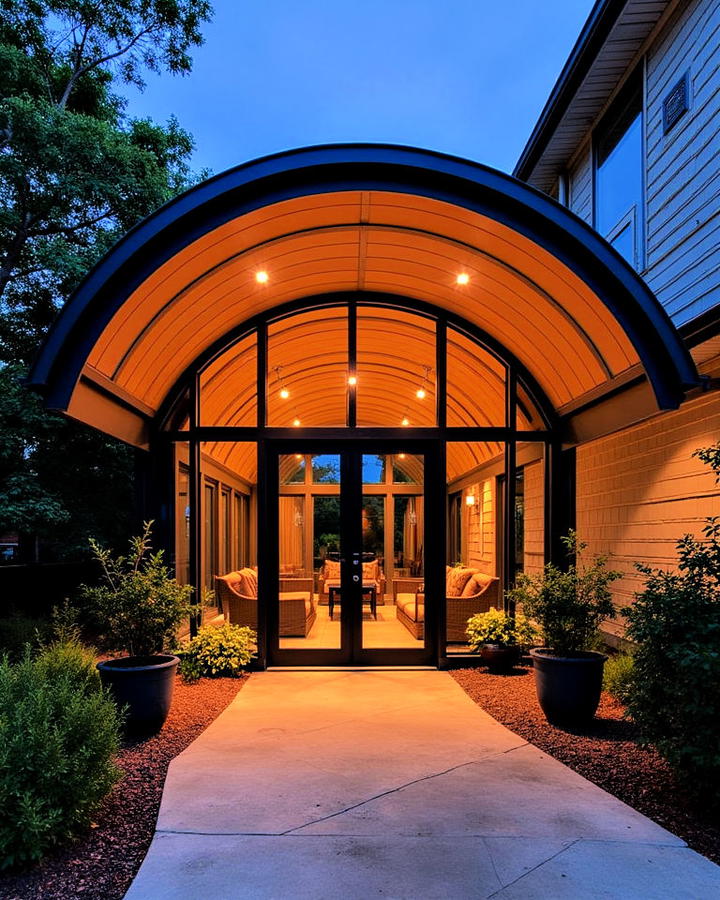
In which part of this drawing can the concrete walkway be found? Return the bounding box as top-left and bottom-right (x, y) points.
(125, 671), (720, 899)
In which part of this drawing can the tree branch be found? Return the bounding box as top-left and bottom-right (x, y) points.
(57, 22), (159, 108)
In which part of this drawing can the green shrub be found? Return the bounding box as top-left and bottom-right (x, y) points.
(626, 518), (720, 805)
(0, 647), (122, 869)
(466, 607), (537, 650)
(602, 651), (635, 703)
(0, 615), (51, 660)
(79, 522), (193, 656)
(178, 624), (256, 681)
(507, 530), (620, 656)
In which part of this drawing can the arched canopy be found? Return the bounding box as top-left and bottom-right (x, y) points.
(30, 144), (698, 446)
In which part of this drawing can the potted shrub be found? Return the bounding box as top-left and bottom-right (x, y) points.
(465, 606), (537, 672)
(80, 522), (193, 734)
(507, 531), (620, 725)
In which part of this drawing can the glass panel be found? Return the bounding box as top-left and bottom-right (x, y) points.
(392, 453), (422, 483)
(221, 489), (232, 574)
(362, 454), (386, 484)
(447, 328), (506, 426)
(356, 307), (436, 426)
(517, 382), (547, 431)
(281, 454), (306, 484)
(234, 492), (249, 570)
(200, 442), (256, 630)
(174, 445), (190, 586)
(268, 308), (348, 426)
(596, 113), (642, 242)
(203, 481), (218, 621)
(280, 454), (338, 649)
(199, 332), (257, 426)
(312, 453), (340, 483)
(363, 454), (424, 650)
(393, 496), (424, 578)
(517, 442), (546, 582)
(446, 442), (504, 655)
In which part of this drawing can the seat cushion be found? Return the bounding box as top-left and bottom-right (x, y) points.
(395, 594), (417, 618)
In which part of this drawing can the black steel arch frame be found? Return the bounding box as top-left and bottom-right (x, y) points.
(30, 143), (698, 411)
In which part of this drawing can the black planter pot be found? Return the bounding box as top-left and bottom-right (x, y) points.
(479, 643), (520, 673)
(530, 649), (607, 725)
(97, 655), (179, 735)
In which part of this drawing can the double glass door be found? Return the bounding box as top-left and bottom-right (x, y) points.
(265, 442), (442, 665)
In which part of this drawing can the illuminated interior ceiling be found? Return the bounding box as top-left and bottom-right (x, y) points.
(31, 146), (697, 463)
(84, 189), (640, 413)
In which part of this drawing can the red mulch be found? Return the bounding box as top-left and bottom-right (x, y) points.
(0, 675), (246, 900)
(451, 664), (720, 866)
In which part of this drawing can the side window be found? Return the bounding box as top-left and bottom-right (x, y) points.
(594, 72), (644, 270)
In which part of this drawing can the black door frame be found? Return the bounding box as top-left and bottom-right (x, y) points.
(262, 438), (444, 667)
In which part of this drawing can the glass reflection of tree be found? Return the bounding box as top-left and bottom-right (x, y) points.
(362, 496), (384, 560)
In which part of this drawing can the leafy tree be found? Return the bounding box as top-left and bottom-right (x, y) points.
(0, 1), (213, 560)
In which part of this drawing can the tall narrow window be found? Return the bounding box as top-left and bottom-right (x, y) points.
(594, 72), (644, 270)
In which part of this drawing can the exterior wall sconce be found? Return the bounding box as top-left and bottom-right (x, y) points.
(465, 491), (476, 507)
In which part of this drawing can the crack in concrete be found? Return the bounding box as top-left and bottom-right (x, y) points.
(281, 744), (530, 836)
(485, 838), (580, 897)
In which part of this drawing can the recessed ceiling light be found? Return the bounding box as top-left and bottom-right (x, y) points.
(348, 375), (358, 386)
(456, 272), (470, 285)
(293, 418), (301, 427)
(279, 387), (290, 399)
(401, 416), (410, 427)
(415, 387), (426, 400)
(398, 453), (406, 459)
(256, 270), (269, 284)
(295, 454), (303, 460)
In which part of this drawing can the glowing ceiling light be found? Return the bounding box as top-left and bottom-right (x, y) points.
(293, 417), (301, 427)
(401, 416), (410, 427)
(295, 454), (303, 460)
(255, 270), (269, 284)
(456, 272), (470, 285)
(348, 374), (358, 386)
(279, 387), (290, 400)
(415, 387), (426, 400)
(398, 453), (406, 459)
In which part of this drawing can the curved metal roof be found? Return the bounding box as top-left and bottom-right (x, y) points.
(30, 144), (697, 444)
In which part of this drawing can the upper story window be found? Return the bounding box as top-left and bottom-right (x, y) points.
(594, 72), (644, 270)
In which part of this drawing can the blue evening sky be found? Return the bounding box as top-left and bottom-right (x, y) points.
(123, 0), (596, 176)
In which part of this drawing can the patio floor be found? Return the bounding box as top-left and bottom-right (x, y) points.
(124, 670), (720, 899)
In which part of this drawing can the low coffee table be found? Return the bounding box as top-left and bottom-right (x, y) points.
(327, 582), (377, 620)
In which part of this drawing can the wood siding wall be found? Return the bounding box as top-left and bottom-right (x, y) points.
(523, 460), (545, 576)
(464, 479), (496, 576)
(576, 390), (720, 639)
(565, 0), (720, 325)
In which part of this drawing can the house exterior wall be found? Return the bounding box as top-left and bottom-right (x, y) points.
(565, 0), (720, 325)
(523, 459), (545, 577)
(576, 390), (720, 639)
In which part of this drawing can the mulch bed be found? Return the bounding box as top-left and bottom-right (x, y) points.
(0, 675), (246, 900)
(451, 664), (720, 866)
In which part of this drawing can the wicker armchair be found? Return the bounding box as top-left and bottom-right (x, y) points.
(214, 573), (316, 637)
(393, 572), (500, 642)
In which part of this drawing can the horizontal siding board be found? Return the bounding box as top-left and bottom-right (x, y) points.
(643, 0), (720, 325)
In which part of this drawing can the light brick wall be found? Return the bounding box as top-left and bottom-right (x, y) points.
(576, 391), (720, 637)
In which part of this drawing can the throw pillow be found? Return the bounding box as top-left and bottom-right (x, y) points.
(324, 559), (340, 579)
(446, 567), (473, 597)
(238, 567), (257, 598)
